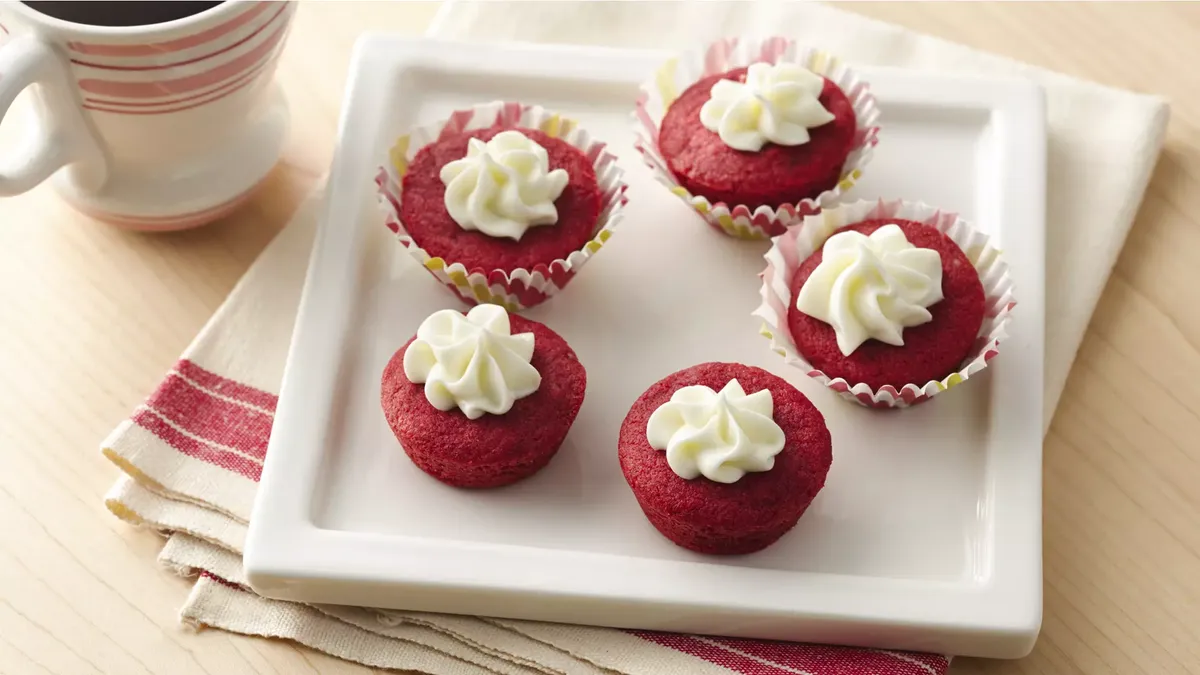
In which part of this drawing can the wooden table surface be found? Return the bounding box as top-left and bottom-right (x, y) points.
(1, 2), (1197, 674)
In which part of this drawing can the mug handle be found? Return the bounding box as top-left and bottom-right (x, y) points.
(0, 34), (106, 197)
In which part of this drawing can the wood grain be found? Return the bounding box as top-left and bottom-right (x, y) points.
(0, 2), (1197, 674)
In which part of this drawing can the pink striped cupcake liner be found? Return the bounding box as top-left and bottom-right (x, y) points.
(633, 36), (880, 241)
(376, 101), (628, 311)
(753, 199), (1016, 409)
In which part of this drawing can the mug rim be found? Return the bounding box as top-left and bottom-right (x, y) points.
(5, 0), (250, 38)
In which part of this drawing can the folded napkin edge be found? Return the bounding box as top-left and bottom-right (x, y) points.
(428, 0), (1173, 113)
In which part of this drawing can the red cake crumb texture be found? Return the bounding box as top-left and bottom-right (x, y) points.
(618, 362), (833, 555)
(380, 313), (586, 489)
(658, 67), (857, 210)
(399, 126), (602, 273)
(787, 219), (986, 390)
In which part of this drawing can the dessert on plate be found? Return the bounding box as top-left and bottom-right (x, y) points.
(755, 198), (1017, 408)
(659, 62), (857, 215)
(788, 218), (985, 390)
(402, 127), (598, 273)
(618, 362), (833, 555)
(633, 36), (880, 239)
(377, 101), (628, 310)
(381, 304), (586, 488)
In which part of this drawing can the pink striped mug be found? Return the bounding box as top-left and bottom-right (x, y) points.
(0, 1), (294, 230)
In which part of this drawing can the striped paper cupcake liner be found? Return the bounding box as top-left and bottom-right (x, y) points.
(753, 199), (1016, 408)
(632, 36), (880, 241)
(376, 101), (629, 311)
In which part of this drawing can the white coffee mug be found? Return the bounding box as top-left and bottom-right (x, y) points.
(0, 1), (294, 230)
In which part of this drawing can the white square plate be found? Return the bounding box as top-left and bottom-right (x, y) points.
(246, 37), (1046, 659)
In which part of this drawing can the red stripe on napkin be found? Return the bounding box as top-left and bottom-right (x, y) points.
(630, 633), (799, 674)
(131, 408), (262, 481)
(126, 359), (277, 481)
(176, 359), (279, 412)
(147, 373), (272, 460)
(711, 638), (949, 675)
(200, 570), (244, 590)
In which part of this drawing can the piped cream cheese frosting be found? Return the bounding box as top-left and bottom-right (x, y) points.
(796, 224), (944, 356)
(646, 379), (785, 484)
(439, 130), (570, 241)
(698, 62), (835, 152)
(402, 304), (541, 419)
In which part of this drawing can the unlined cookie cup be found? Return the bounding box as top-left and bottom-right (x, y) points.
(632, 36), (880, 241)
(753, 199), (1016, 408)
(376, 101), (629, 311)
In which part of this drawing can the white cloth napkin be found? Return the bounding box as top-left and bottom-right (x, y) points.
(101, 2), (1168, 673)
(428, 0), (1170, 431)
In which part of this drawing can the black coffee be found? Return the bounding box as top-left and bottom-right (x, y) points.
(22, 2), (224, 27)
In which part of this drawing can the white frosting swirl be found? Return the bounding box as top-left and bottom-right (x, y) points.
(439, 130), (570, 241)
(698, 62), (835, 152)
(646, 379), (785, 484)
(796, 224), (944, 356)
(402, 304), (541, 419)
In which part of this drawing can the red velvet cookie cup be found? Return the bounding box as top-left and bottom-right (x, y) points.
(787, 219), (986, 390)
(633, 37), (879, 240)
(659, 68), (857, 213)
(618, 362), (833, 555)
(381, 313), (586, 488)
(378, 101), (628, 311)
(401, 127), (601, 274)
(755, 199), (1016, 408)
